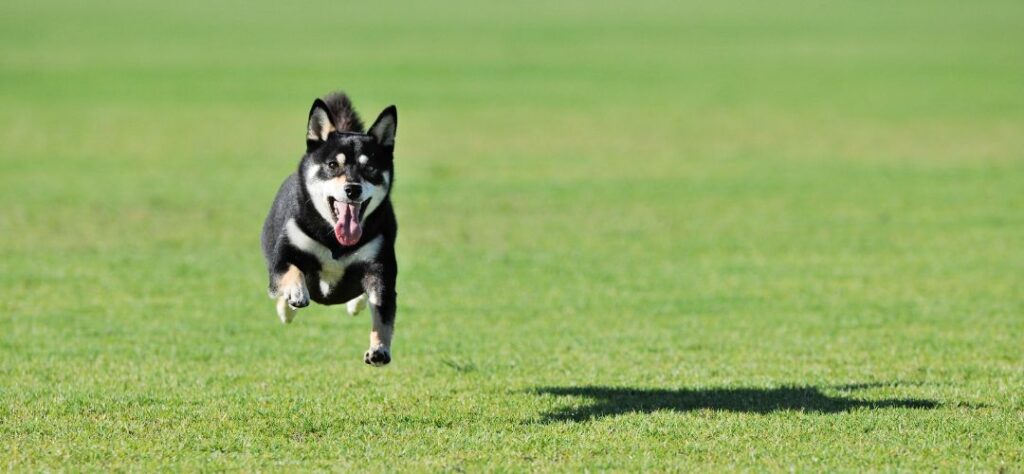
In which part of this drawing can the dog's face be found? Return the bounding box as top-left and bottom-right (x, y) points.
(301, 101), (397, 246)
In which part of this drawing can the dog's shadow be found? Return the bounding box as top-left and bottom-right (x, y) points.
(533, 384), (938, 422)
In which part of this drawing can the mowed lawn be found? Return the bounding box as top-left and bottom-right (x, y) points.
(2, 0), (1023, 470)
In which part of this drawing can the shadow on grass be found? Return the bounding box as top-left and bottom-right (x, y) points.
(534, 385), (938, 422)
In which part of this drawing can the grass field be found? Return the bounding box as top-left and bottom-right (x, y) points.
(2, 0), (1023, 471)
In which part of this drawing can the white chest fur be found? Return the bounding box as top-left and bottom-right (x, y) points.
(285, 218), (383, 296)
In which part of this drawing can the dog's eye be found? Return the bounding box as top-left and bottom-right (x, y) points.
(325, 161), (338, 170)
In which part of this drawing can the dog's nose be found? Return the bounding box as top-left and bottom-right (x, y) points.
(344, 184), (362, 200)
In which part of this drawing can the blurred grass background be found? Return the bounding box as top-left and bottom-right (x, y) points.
(1, 0), (1022, 470)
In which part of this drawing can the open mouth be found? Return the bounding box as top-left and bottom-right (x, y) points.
(328, 197), (370, 246)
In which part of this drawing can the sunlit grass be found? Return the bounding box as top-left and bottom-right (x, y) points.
(1, 0), (1022, 470)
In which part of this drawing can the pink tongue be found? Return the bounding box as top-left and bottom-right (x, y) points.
(333, 202), (362, 246)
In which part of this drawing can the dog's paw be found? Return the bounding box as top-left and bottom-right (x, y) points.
(282, 282), (310, 309)
(346, 293), (367, 317)
(363, 345), (391, 366)
(276, 297), (297, 324)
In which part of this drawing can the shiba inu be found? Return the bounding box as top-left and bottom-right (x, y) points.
(261, 92), (398, 366)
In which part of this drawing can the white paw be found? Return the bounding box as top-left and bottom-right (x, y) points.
(276, 297), (297, 324)
(282, 281), (310, 310)
(346, 293), (367, 316)
(363, 345), (391, 366)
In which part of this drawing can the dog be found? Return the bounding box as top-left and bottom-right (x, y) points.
(261, 92), (398, 366)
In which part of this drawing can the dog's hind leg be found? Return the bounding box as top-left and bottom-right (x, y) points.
(271, 264), (309, 324)
(346, 293), (367, 316)
(276, 297), (298, 323)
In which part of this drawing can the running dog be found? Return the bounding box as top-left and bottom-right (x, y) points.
(261, 91), (398, 366)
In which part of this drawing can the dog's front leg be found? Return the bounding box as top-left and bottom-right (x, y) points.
(361, 261), (396, 366)
(273, 264), (309, 324)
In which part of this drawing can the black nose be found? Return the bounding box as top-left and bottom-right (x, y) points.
(344, 184), (362, 200)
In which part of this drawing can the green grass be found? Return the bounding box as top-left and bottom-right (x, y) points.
(2, 0), (1023, 471)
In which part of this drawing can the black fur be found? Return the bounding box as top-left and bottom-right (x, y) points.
(261, 91), (398, 349)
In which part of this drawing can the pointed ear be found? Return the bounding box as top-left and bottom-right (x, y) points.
(368, 105), (397, 147)
(306, 99), (335, 145)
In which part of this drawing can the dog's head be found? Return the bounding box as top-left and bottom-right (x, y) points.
(300, 99), (397, 246)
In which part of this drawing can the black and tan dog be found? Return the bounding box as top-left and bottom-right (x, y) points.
(261, 92), (398, 366)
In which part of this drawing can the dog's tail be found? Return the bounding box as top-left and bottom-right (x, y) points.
(320, 91), (365, 133)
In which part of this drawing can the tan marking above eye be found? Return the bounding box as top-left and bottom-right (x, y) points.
(336, 153), (346, 164)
